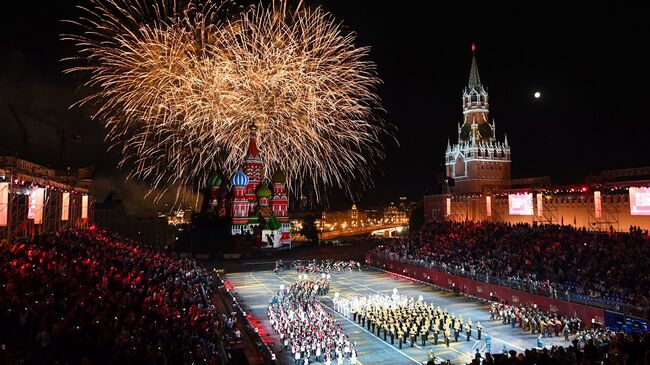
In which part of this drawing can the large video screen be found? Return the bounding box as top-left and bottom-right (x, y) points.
(508, 193), (533, 216)
(629, 187), (650, 216)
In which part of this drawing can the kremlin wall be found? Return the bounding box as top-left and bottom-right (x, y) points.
(424, 47), (650, 232)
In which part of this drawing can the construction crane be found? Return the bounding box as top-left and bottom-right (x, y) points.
(7, 103), (81, 169)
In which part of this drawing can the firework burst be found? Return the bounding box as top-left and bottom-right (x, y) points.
(64, 0), (391, 200)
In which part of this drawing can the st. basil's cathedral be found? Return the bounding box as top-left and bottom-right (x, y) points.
(202, 126), (291, 248)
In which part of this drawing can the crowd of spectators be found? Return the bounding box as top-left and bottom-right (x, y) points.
(462, 329), (650, 365)
(0, 229), (227, 364)
(372, 221), (650, 308)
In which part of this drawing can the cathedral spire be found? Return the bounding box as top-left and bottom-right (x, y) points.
(246, 124), (260, 158)
(468, 43), (481, 89)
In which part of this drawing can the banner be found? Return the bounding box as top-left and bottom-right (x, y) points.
(594, 191), (602, 218)
(0, 183), (8, 226)
(486, 196), (492, 217)
(28, 188), (45, 224)
(62, 192), (70, 221)
(81, 195), (88, 220)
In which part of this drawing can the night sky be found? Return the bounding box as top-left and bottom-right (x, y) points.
(2, 1), (649, 211)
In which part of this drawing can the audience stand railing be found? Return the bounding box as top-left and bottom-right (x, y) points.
(374, 252), (648, 320)
(215, 275), (275, 365)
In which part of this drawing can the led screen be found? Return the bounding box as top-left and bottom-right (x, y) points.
(508, 193), (533, 216)
(629, 187), (650, 216)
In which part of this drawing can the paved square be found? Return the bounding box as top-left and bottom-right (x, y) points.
(227, 268), (570, 365)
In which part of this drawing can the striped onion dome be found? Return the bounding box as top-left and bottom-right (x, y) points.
(207, 173), (222, 187)
(230, 169), (249, 187)
(256, 182), (272, 199)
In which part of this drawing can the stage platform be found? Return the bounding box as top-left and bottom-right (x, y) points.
(226, 268), (570, 365)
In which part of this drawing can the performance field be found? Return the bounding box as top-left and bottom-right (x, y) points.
(226, 267), (569, 365)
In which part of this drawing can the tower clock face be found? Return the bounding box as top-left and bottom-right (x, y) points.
(478, 123), (493, 139)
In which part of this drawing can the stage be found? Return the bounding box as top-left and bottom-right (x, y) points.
(226, 267), (570, 365)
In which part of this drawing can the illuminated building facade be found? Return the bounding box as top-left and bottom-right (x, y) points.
(204, 126), (291, 247)
(320, 204), (368, 231)
(445, 44), (511, 194)
(425, 47), (650, 231)
(0, 156), (92, 240)
(383, 203), (408, 224)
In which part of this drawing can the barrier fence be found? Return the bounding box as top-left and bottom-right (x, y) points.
(217, 276), (275, 365)
(366, 254), (648, 325)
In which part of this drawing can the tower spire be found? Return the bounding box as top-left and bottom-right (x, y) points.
(246, 124), (259, 158)
(468, 43), (481, 89)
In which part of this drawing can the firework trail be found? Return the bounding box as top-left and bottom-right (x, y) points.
(64, 0), (391, 200)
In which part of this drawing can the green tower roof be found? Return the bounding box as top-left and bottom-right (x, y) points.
(257, 182), (272, 198)
(468, 43), (482, 89)
(207, 173), (222, 187)
(271, 170), (286, 184)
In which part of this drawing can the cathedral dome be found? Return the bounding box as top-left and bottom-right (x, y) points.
(257, 182), (272, 198)
(230, 169), (249, 187)
(271, 170), (286, 184)
(207, 173), (222, 187)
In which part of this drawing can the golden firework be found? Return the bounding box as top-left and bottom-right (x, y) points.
(64, 0), (390, 200)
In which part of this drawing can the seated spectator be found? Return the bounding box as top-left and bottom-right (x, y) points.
(0, 229), (229, 364)
(372, 221), (650, 308)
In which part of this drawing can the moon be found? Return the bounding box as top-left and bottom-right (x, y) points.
(534, 91), (541, 99)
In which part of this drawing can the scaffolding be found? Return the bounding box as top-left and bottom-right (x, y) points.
(448, 195), (472, 222)
(587, 192), (620, 232)
(533, 193), (560, 225)
(0, 157), (93, 241)
(491, 195), (510, 222)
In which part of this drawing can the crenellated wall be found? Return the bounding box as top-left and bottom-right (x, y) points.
(424, 191), (649, 232)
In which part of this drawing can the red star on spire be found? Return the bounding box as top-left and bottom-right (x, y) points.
(471, 43), (476, 54)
